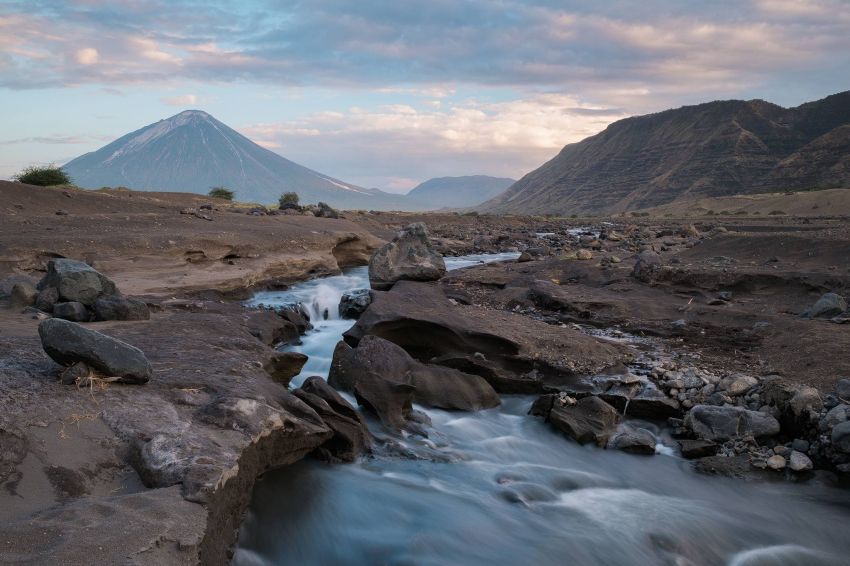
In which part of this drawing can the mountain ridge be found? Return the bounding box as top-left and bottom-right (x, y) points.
(479, 91), (850, 215)
(406, 175), (515, 209)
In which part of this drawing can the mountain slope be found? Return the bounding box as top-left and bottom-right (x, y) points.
(406, 175), (515, 209)
(479, 91), (850, 215)
(63, 110), (421, 210)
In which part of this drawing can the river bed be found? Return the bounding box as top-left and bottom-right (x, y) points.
(236, 254), (850, 566)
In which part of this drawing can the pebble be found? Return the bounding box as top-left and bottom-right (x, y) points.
(766, 455), (786, 470)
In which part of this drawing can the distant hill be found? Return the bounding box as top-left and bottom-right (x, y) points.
(406, 175), (515, 208)
(479, 91), (850, 215)
(63, 110), (423, 210)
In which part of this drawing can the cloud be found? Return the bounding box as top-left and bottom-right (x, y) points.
(240, 93), (627, 191)
(74, 47), (99, 65)
(161, 94), (197, 106)
(0, 135), (97, 145)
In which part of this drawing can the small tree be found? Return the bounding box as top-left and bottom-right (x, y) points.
(14, 165), (72, 186)
(279, 191), (300, 208)
(208, 186), (234, 201)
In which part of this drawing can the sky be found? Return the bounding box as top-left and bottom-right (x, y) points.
(1, 0), (849, 193)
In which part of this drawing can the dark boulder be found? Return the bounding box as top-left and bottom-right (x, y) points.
(35, 287), (59, 312)
(632, 251), (661, 283)
(38, 318), (152, 384)
(339, 289), (372, 319)
(52, 301), (90, 322)
(368, 223), (446, 290)
(293, 377), (371, 462)
(354, 370), (417, 432)
(92, 295), (150, 321)
(38, 258), (117, 306)
(535, 395), (620, 447)
(832, 422), (850, 453)
(608, 425), (656, 455)
(263, 352), (308, 386)
(678, 439), (718, 459)
(329, 335), (499, 411)
(684, 405), (780, 442)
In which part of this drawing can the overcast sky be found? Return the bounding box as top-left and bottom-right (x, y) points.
(1, 0), (849, 192)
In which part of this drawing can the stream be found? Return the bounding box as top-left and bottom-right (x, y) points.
(236, 254), (850, 566)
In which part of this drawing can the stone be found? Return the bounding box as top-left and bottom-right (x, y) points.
(789, 387), (822, 416)
(329, 335), (500, 411)
(353, 370), (417, 431)
(831, 421), (850, 453)
(543, 395), (620, 447)
(38, 258), (117, 306)
(791, 438), (810, 453)
(766, 455), (786, 470)
(59, 361), (92, 385)
(726, 375), (758, 396)
(836, 378), (850, 402)
(632, 251), (661, 283)
(92, 295), (150, 321)
(788, 450), (813, 472)
(684, 405), (780, 442)
(263, 352), (308, 386)
(9, 282), (38, 308)
(294, 377), (371, 462)
(678, 439), (718, 459)
(608, 425), (656, 455)
(35, 287), (59, 312)
(51, 301), (90, 322)
(38, 318), (152, 384)
(600, 387), (681, 419)
(807, 292), (847, 318)
(575, 249), (593, 260)
(368, 223), (447, 290)
(338, 289), (372, 319)
(821, 404), (850, 430)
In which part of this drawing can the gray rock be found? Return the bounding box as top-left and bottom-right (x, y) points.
(293, 377), (371, 462)
(808, 292), (847, 319)
(678, 439), (718, 459)
(836, 378), (850, 402)
(789, 450), (813, 472)
(789, 387), (822, 416)
(791, 438), (810, 453)
(92, 295), (150, 321)
(831, 421), (850, 453)
(38, 318), (152, 384)
(35, 287), (59, 312)
(631, 251), (661, 282)
(368, 223), (447, 290)
(608, 425), (656, 455)
(38, 258), (117, 306)
(684, 405), (780, 442)
(51, 301), (90, 322)
(544, 396), (620, 447)
(338, 289), (372, 319)
(10, 282), (38, 308)
(821, 404), (850, 430)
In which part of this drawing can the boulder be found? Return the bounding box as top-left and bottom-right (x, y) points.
(35, 287), (59, 312)
(538, 395), (620, 447)
(600, 386), (681, 419)
(38, 318), (152, 384)
(808, 292), (848, 318)
(631, 251), (661, 283)
(678, 439), (718, 459)
(51, 301), (90, 322)
(368, 223), (446, 290)
(831, 421), (850, 453)
(338, 289), (372, 319)
(294, 377), (370, 462)
(263, 352), (308, 386)
(10, 282), (38, 308)
(353, 370), (417, 431)
(92, 295), (150, 321)
(608, 425), (656, 455)
(38, 258), (117, 306)
(329, 335), (500, 411)
(684, 405), (780, 442)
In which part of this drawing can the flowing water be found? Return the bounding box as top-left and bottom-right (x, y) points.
(236, 254), (850, 566)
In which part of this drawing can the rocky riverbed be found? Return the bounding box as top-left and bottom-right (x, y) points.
(2, 181), (850, 564)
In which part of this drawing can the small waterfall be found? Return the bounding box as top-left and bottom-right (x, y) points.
(304, 282), (344, 322)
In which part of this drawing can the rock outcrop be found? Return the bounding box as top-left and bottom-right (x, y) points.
(368, 223), (446, 290)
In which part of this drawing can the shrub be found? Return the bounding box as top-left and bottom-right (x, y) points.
(14, 165), (72, 186)
(208, 186), (234, 201)
(768, 210), (786, 216)
(279, 191), (300, 207)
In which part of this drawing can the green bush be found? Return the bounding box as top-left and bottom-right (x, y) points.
(14, 165), (72, 186)
(279, 191), (300, 207)
(208, 186), (235, 201)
